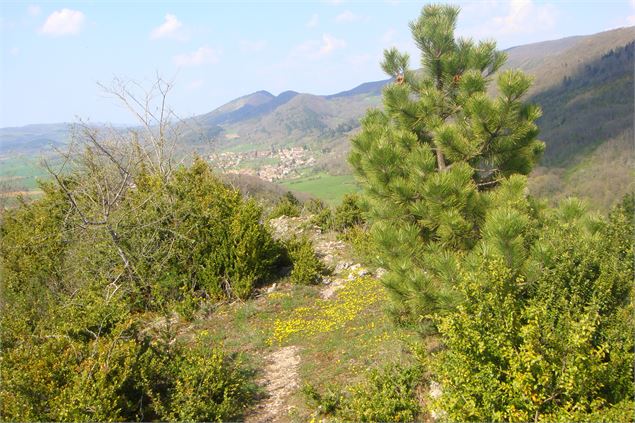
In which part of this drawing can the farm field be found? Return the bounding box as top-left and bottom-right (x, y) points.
(280, 173), (359, 204)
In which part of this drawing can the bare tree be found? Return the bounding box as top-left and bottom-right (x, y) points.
(44, 76), (187, 293)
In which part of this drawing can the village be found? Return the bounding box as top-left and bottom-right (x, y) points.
(209, 146), (316, 182)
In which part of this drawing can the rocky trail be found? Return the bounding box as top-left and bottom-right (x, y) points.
(246, 216), (379, 422)
(245, 346), (301, 423)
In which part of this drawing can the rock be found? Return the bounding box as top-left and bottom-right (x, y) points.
(429, 380), (442, 398)
(429, 380), (445, 421)
(375, 267), (387, 278)
(334, 261), (353, 274)
(266, 283), (277, 294)
(321, 278), (346, 299)
(346, 263), (369, 279)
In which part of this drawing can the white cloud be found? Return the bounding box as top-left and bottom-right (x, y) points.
(150, 13), (188, 40)
(173, 46), (219, 67)
(320, 33), (346, 55)
(294, 33), (346, 60)
(306, 13), (319, 28)
(335, 10), (363, 23)
(27, 5), (41, 17)
(488, 0), (557, 36)
(39, 9), (85, 36)
(240, 39), (267, 52)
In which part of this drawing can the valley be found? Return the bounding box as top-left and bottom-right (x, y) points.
(2, 26), (633, 210)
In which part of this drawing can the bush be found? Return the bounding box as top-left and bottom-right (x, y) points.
(286, 236), (323, 285)
(129, 159), (279, 302)
(0, 159), (271, 422)
(428, 198), (635, 421)
(303, 198), (328, 215)
(0, 321), (251, 422)
(304, 364), (423, 422)
(338, 224), (375, 265)
(137, 337), (251, 422)
(333, 193), (364, 231)
(302, 383), (342, 415)
(303, 198), (334, 231)
(309, 207), (334, 231)
(269, 193), (301, 219)
(0, 159), (279, 313)
(341, 364), (423, 422)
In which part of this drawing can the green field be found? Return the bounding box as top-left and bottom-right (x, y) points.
(0, 156), (49, 192)
(280, 172), (359, 204)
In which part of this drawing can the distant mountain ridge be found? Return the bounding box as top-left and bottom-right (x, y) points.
(2, 27), (633, 209)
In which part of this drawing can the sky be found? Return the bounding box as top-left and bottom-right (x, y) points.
(1, 0), (634, 127)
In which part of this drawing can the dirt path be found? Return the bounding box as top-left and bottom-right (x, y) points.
(245, 345), (301, 422)
(246, 216), (374, 421)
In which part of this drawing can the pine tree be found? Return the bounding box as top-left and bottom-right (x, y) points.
(349, 4), (544, 331)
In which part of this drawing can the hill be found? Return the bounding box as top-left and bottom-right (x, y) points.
(1, 27), (633, 209)
(184, 26), (635, 209)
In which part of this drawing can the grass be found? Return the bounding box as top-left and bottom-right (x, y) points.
(0, 156), (52, 207)
(280, 173), (360, 204)
(189, 272), (415, 422)
(0, 156), (49, 192)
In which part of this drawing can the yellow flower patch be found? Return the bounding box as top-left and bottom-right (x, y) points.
(268, 276), (386, 346)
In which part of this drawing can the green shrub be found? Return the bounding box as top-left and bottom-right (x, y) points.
(309, 207), (334, 231)
(302, 383), (342, 415)
(333, 193), (364, 231)
(428, 199), (635, 421)
(269, 195), (301, 219)
(286, 236), (323, 285)
(129, 159), (279, 303)
(304, 364), (423, 422)
(302, 198), (334, 231)
(340, 364), (423, 422)
(137, 337), (251, 422)
(0, 159), (269, 422)
(303, 198), (328, 215)
(338, 225), (375, 265)
(0, 159), (279, 314)
(0, 323), (251, 422)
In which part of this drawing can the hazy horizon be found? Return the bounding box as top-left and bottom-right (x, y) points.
(2, 0), (634, 128)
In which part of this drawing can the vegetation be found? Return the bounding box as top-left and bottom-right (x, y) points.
(0, 158), (272, 421)
(285, 236), (324, 285)
(333, 193), (365, 231)
(534, 41), (634, 166)
(1, 5), (632, 423)
(429, 195), (634, 421)
(269, 191), (302, 218)
(350, 4), (544, 331)
(305, 198), (335, 230)
(0, 82), (278, 422)
(348, 4), (634, 421)
(304, 364), (423, 421)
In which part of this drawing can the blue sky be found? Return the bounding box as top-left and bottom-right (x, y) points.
(1, 0), (633, 127)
